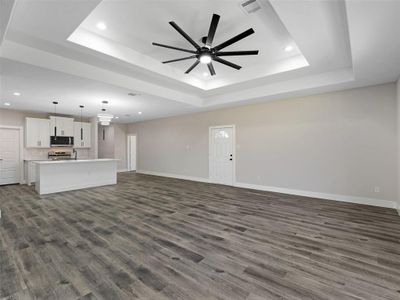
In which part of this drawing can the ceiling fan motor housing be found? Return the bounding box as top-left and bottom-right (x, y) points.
(152, 14), (259, 75)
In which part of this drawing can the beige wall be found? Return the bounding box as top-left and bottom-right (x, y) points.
(128, 83), (397, 205)
(98, 123), (128, 170)
(0, 108), (48, 126)
(98, 125), (114, 159)
(114, 123), (128, 170)
(397, 78), (400, 210)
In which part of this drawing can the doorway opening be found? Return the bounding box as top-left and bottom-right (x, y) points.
(127, 135), (137, 171)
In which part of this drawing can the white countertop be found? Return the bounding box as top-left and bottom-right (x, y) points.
(24, 159), (51, 161)
(34, 159), (119, 165)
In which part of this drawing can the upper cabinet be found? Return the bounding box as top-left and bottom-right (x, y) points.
(73, 122), (91, 148)
(25, 118), (51, 148)
(50, 116), (74, 137)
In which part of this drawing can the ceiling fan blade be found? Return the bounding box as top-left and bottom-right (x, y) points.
(216, 50), (259, 56)
(213, 57), (241, 70)
(169, 21), (201, 50)
(206, 14), (220, 48)
(162, 55), (197, 64)
(208, 62), (216, 76)
(152, 42), (197, 54)
(213, 28), (255, 51)
(185, 60), (200, 74)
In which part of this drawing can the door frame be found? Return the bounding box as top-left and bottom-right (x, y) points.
(0, 125), (24, 184)
(209, 125), (236, 185)
(126, 134), (137, 171)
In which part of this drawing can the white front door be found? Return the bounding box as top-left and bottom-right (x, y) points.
(0, 128), (20, 185)
(127, 135), (137, 171)
(209, 126), (234, 185)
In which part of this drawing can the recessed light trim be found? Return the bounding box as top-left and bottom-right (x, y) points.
(4, 102), (11, 106)
(13, 92), (21, 96)
(96, 22), (107, 30)
(284, 45), (294, 52)
(138, 111), (142, 115)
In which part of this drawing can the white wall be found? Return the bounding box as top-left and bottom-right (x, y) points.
(128, 83), (398, 208)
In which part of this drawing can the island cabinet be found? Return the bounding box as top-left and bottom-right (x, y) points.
(35, 159), (118, 195)
(49, 116), (74, 137)
(73, 122), (91, 148)
(25, 118), (51, 148)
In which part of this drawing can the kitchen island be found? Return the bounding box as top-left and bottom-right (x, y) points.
(35, 159), (119, 195)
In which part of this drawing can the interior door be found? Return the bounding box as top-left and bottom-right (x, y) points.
(128, 135), (137, 171)
(0, 128), (20, 185)
(209, 126), (234, 185)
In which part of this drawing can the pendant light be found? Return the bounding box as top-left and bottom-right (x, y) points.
(97, 100), (113, 126)
(79, 105), (84, 140)
(52, 101), (58, 139)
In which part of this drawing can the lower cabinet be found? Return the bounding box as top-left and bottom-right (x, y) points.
(24, 161), (36, 185)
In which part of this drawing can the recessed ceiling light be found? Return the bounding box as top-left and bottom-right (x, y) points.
(138, 111), (142, 115)
(115, 116), (119, 119)
(284, 45), (293, 52)
(4, 102), (11, 106)
(13, 92), (21, 96)
(96, 22), (107, 30)
(203, 72), (209, 77)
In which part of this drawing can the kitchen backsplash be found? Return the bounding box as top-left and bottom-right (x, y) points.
(24, 148), (91, 160)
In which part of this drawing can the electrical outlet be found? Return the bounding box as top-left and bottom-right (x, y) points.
(374, 186), (380, 193)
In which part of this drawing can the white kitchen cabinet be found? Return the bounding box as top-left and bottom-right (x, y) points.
(25, 118), (50, 148)
(73, 122), (91, 148)
(50, 116), (74, 136)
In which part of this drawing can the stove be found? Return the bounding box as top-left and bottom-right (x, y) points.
(48, 150), (72, 160)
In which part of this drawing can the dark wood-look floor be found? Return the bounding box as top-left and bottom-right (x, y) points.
(1, 173), (400, 300)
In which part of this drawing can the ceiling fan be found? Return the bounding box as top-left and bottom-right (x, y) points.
(152, 14), (259, 76)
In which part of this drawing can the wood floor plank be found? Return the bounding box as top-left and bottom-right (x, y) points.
(1, 172), (400, 299)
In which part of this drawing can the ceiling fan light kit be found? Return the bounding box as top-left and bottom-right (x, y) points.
(153, 14), (259, 76)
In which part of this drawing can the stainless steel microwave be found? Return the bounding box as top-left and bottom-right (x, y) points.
(50, 136), (74, 147)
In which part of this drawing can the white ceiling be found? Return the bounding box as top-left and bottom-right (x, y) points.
(0, 0), (399, 122)
(74, 0), (306, 85)
(0, 58), (197, 122)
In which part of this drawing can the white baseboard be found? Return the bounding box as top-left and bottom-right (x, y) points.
(235, 182), (397, 209)
(136, 170), (397, 209)
(137, 170), (210, 183)
(117, 168), (129, 173)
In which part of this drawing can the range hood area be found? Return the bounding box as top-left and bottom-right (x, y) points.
(50, 135), (74, 147)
